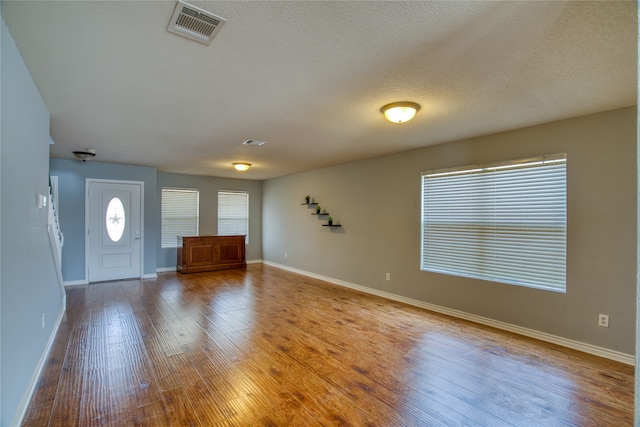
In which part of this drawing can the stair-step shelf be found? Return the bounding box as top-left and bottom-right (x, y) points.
(302, 196), (342, 228)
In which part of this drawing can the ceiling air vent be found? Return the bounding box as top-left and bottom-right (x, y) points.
(167, 0), (226, 46)
(243, 139), (267, 147)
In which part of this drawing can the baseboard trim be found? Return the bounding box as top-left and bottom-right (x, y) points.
(63, 279), (88, 287)
(263, 261), (635, 366)
(14, 303), (65, 426)
(156, 260), (262, 274)
(142, 273), (158, 279)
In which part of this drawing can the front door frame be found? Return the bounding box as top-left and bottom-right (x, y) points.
(85, 178), (145, 282)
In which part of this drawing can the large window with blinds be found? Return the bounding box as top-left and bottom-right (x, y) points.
(218, 191), (249, 242)
(421, 153), (567, 292)
(161, 188), (199, 248)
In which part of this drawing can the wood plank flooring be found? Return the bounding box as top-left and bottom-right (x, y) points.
(22, 264), (634, 426)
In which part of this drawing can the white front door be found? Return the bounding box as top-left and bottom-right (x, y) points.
(87, 180), (143, 282)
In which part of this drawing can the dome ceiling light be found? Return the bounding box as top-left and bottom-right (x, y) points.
(232, 162), (251, 171)
(73, 149), (96, 161)
(380, 102), (421, 123)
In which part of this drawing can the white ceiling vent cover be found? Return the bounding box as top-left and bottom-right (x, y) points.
(243, 140), (267, 146)
(167, 0), (226, 46)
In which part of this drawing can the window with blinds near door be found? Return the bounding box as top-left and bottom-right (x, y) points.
(161, 188), (199, 248)
(218, 191), (249, 243)
(421, 153), (567, 292)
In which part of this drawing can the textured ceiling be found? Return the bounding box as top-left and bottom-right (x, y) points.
(2, 1), (636, 180)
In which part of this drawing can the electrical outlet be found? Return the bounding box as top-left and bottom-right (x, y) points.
(285, 252), (288, 258)
(385, 273), (390, 281)
(42, 313), (46, 328)
(598, 314), (609, 328)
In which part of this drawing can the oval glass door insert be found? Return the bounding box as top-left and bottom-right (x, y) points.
(106, 197), (126, 242)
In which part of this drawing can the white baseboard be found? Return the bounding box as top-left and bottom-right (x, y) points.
(263, 261), (635, 366)
(64, 274), (159, 284)
(247, 259), (262, 265)
(63, 279), (88, 287)
(14, 303), (65, 426)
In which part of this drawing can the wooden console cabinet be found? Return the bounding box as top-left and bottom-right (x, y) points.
(177, 235), (246, 273)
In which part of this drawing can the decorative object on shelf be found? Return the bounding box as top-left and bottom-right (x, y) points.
(301, 196), (317, 205)
(316, 205), (321, 214)
(328, 216), (333, 226)
(380, 101), (421, 123)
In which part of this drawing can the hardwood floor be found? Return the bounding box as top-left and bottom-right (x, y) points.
(23, 264), (633, 426)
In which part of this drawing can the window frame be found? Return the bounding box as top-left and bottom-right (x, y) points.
(217, 190), (249, 243)
(161, 187), (199, 248)
(420, 153), (567, 293)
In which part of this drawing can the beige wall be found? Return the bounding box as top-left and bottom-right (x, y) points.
(263, 107), (636, 355)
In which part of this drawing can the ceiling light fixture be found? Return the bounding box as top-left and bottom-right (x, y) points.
(232, 162), (251, 171)
(380, 102), (421, 123)
(72, 149), (96, 161)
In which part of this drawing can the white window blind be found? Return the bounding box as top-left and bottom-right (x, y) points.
(421, 153), (567, 292)
(161, 188), (199, 248)
(218, 191), (248, 242)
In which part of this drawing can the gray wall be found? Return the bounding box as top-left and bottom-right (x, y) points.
(47, 163), (263, 279)
(49, 159), (157, 281)
(263, 107), (637, 355)
(1, 19), (64, 426)
(157, 172), (263, 268)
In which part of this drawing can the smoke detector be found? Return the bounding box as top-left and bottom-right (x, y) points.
(167, 0), (226, 46)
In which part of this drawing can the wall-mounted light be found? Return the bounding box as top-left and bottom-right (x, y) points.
(380, 102), (421, 123)
(232, 162), (251, 171)
(72, 149), (96, 161)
